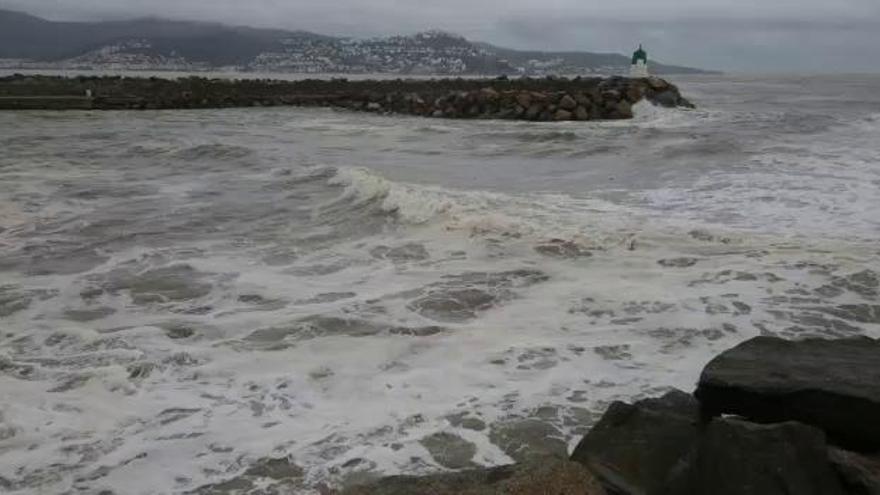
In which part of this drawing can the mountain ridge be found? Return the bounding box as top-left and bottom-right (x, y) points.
(0, 9), (713, 75)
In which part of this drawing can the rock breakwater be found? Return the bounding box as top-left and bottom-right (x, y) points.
(0, 74), (693, 119)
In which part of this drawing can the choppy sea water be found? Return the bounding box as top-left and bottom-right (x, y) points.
(1, 74), (879, 494)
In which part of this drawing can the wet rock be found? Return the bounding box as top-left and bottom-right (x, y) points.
(625, 85), (645, 102)
(647, 77), (671, 91)
(611, 101), (634, 119)
(664, 419), (845, 495)
(555, 109), (574, 121)
(525, 103), (543, 120)
(447, 412), (487, 431)
(342, 457), (607, 495)
(420, 432), (478, 469)
(829, 448), (880, 495)
(192, 456), (304, 494)
(570, 390), (700, 495)
(243, 456), (304, 480)
(489, 419), (568, 463)
(695, 336), (880, 452)
(575, 92), (593, 106)
(601, 89), (621, 101)
(559, 94), (578, 111)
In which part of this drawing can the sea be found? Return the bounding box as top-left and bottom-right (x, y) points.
(1, 73), (879, 494)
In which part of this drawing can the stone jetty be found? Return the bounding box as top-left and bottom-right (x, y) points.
(0, 74), (693, 120)
(342, 337), (880, 495)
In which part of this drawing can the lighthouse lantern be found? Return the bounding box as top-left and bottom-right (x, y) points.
(630, 44), (649, 78)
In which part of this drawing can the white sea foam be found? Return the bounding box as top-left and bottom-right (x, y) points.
(629, 99), (707, 129)
(2, 76), (880, 494)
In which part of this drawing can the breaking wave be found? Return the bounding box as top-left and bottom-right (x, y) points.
(320, 166), (751, 253)
(326, 166), (484, 225)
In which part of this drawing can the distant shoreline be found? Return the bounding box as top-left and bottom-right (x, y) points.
(0, 68), (723, 82)
(0, 69), (520, 82)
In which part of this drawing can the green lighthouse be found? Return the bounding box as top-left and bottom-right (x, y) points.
(630, 44), (649, 77)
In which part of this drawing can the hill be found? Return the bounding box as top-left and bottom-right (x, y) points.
(0, 9), (712, 75)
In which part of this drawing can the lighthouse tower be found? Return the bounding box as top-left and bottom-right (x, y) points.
(630, 44), (649, 78)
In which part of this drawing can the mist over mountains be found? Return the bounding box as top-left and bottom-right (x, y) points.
(0, 9), (710, 75)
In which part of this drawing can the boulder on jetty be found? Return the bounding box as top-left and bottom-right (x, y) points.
(829, 448), (880, 495)
(344, 336), (880, 495)
(0, 74), (694, 120)
(569, 390), (701, 495)
(695, 336), (880, 452)
(569, 336), (880, 495)
(663, 419), (846, 495)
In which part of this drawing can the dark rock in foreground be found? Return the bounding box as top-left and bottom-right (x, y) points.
(664, 418), (846, 495)
(340, 337), (880, 495)
(695, 336), (880, 452)
(341, 457), (607, 495)
(570, 390), (701, 495)
(0, 74), (694, 120)
(830, 448), (880, 495)
(190, 456), (305, 494)
(488, 419), (570, 463)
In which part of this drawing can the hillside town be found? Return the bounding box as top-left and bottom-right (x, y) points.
(0, 31), (634, 76)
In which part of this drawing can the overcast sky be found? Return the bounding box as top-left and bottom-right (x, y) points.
(3, 0), (879, 72)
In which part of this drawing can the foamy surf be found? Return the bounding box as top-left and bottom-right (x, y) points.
(2, 75), (880, 494)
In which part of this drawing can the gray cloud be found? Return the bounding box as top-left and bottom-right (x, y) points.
(2, 0), (879, 72)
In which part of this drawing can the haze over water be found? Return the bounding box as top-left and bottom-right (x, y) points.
(1, 74), (880, 493)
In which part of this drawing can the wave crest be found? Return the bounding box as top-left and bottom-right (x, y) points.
(323, 167), (630, 247)
(327, 167), (463, 224)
